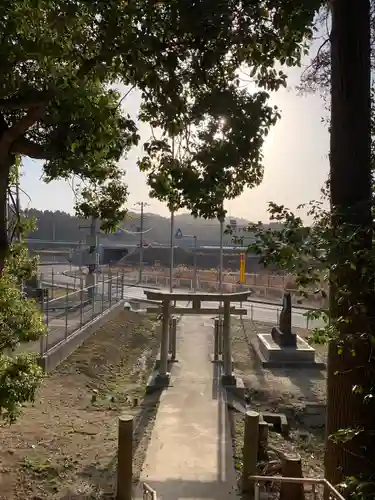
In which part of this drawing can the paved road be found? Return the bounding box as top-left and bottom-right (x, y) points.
(38, 264), (78, 288)
(38, 266), (322, 330)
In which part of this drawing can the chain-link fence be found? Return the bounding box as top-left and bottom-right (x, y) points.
(27, 266), (322, 360)
(39, 273), (125, 355)
(139, 273), (327, 310)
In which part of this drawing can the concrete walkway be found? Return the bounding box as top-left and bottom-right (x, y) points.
(136, 315), (238, 499)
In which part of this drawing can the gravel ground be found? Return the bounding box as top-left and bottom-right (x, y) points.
(232, 318), (327, 406)
(0, 309), (160, 500)
(231, 318), (327, 497)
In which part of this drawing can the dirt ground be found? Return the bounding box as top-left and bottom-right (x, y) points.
(0, 309), (160, 500)
(231, 319), (327, 491)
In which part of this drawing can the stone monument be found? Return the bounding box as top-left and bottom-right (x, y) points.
(252, 292), (325, 368)
(271, 292), (296, 347)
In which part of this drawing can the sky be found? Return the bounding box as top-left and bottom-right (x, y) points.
(20, 51), (329, 223)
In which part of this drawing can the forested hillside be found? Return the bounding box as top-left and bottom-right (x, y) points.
(24, 208), (280, 246)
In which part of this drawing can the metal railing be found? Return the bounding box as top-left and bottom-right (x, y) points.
(33, 269), (321, 357)
(143, 483), (157, 500)
(38, 272), (126, 355)
(250, 475), (345, 500)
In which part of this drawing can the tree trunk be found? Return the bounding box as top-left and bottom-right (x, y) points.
(326, 0), (375, 487)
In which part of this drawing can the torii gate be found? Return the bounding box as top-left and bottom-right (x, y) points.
(144, 290), (251, 390)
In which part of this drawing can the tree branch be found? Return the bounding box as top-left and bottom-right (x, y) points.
(300, 36), (330, 83)
(0, 107), (46, 156)
(0, 92), (50, 110)
(7, 107), (45, 140)
(10, 138), (52, 160)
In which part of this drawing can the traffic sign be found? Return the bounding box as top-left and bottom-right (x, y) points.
(175, 228), (183, 239)
(239, 253), (246, 283)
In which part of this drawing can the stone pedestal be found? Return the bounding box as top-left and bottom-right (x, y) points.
(271, 326), (297, 347)
(252, 333), (325, 368)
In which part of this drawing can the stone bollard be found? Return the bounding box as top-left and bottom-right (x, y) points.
(280, 455), (304, 500)
(218, 318), (224, 356)
(158, 300), (170, 379)
(242, 411), (260, 496)
(169, 317), (177, 361)
(168, 317), (173, 354)
(117, 415), (133, 500)
(214, 319), (220, 361)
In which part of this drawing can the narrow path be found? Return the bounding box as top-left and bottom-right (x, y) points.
(136, 315), (238, 499)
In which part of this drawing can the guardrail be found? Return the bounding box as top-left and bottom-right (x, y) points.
(140, 477), (345, 500)
(250, 475), (345, 500)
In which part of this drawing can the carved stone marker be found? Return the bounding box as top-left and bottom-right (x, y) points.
(253, 291), (322, 367)
(271, 292), (297, 347)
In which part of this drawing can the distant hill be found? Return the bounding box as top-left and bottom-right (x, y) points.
(24, 208), (281, 246)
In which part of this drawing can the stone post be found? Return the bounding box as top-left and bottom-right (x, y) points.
(218, 317), (224, 356)
(171, 317), (177, 361)
(168, 317), (177, 361)
(222, 300), (234, 384)
(242, 410), (259, 496)
(117, 415), (133, 500)
(214, 319), (220, 361)
(168, 317), (173, 354)
(158, 299), (170, 379)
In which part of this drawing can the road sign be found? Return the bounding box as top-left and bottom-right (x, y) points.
(175, 228), (183, 239)
(239, 252), (246, 283)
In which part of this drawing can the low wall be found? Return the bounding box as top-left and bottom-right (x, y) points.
(39, 299), (125, 372)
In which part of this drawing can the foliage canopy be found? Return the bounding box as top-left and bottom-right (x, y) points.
(0, 0), (323, 225)
(0, 0), (326, 421)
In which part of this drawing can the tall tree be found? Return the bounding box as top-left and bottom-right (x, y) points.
(299, 3), (375, 99)
(0, 0), (323, 270)
(326, 0), (374, 486)
(0, 0), (326, 422)
(246, 1), (375, 489)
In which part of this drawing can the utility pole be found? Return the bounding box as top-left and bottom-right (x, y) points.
(15, 177), (24, 295)
(175, 230), (198, 292)
(193, 235), (197, 293)
(15, 179), (20, 243)
(169, 211), (175, 293)
(88, 216), (97, 274)
(79, 216), (98, 300)
(169, 136), (176, 293)
(139, 201), (144, 282)
(219, 216), (224, 294)
(134, 201), (149, 283)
